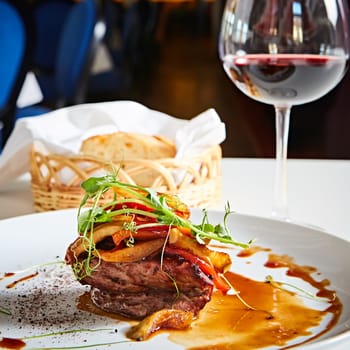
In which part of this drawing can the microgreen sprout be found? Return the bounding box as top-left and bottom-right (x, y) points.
(72, 174), (251, 279)
(265, 275), (333, 303)
(0, 305), (11, 315)
(25, 342), (131, 350)
(1, 260), (65, 276)
(23, 328), (117, 340)
(0, 328), (130, 349)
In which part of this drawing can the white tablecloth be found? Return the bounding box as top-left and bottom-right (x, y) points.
(0, 158), (349, 241)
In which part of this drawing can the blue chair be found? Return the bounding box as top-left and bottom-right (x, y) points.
(1, 0), (103, 148)
(21, 0), (101, 113)
(0, 0), (32, 148)
(1, 0), (102, 148)
(87, 0), (160, 97)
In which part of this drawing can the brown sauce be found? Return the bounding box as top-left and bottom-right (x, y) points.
(237, 245), (271, 257)
(0, 338), (26, 350)
(5, 272), (39, 289)
(76, 247), (341, 349)
(78, 268), (341, 350)
(264, 253), (342, 333)
(169, 271), (341, 350)
(265, 253), (326, 290)
(0, 272), (15, 282)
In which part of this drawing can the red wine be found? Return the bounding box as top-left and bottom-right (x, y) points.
(223, 54), (347, 106)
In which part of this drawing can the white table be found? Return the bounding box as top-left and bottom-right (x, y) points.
(221, 158), (350, 242)
(1, 158), (349, 241)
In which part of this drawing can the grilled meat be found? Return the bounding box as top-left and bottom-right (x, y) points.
(65, 177), (245, 338)
(76, 252), (213, 319)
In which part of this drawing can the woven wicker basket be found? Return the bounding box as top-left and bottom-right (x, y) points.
(29, 145), (222, 212)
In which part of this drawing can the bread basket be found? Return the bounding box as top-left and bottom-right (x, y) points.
(29, 144), (222, 211)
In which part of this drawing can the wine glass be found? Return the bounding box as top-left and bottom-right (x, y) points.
(218, 0), (350, 219)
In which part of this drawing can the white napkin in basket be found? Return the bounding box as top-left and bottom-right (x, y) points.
(0, 101), (225, 188)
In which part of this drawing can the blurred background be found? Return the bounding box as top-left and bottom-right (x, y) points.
(1, 0), (350, 158)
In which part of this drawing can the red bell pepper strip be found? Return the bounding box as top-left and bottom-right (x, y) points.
(165, 246), (231, 293)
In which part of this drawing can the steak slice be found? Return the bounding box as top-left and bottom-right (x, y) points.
(78, 252), (214, 319)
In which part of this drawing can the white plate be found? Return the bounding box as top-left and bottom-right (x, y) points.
(1, 209), (350, 349)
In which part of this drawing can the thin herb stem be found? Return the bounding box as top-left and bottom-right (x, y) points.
(0, 305), (11, 315)
(23, 328), (116, 340)
(22, 328), (131, 350)
(25, 341), (131, 350)
(266, 275), (331, 303)
(221, 275), (274, 318)
(1, 260), (65, 276)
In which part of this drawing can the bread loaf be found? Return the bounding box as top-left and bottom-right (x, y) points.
(80, 132), (176, 161)
(80, 132), (176, 187)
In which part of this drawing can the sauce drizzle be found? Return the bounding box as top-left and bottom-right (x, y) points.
(168, 271), (341, 350)
(0, 337), (26, 350)
(0, 272), (15, 281)
(237, 245), (271, 257)
(5, 272), (39, 289)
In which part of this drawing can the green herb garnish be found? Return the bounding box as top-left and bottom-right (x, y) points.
(26, 342), (131, 350)
(73, 174), (251, 279)
(0, 305), (11, 315)
(22, 328), (130, 349)
(23, 328), (117, 340)
(265, 275), (333, 303)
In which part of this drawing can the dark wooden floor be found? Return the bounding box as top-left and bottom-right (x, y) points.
(87, 3), (350, 159)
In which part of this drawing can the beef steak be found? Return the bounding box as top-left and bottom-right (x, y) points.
(78, 252), (214, 319)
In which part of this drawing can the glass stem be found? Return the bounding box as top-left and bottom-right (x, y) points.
(272, 106), (291, 220)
